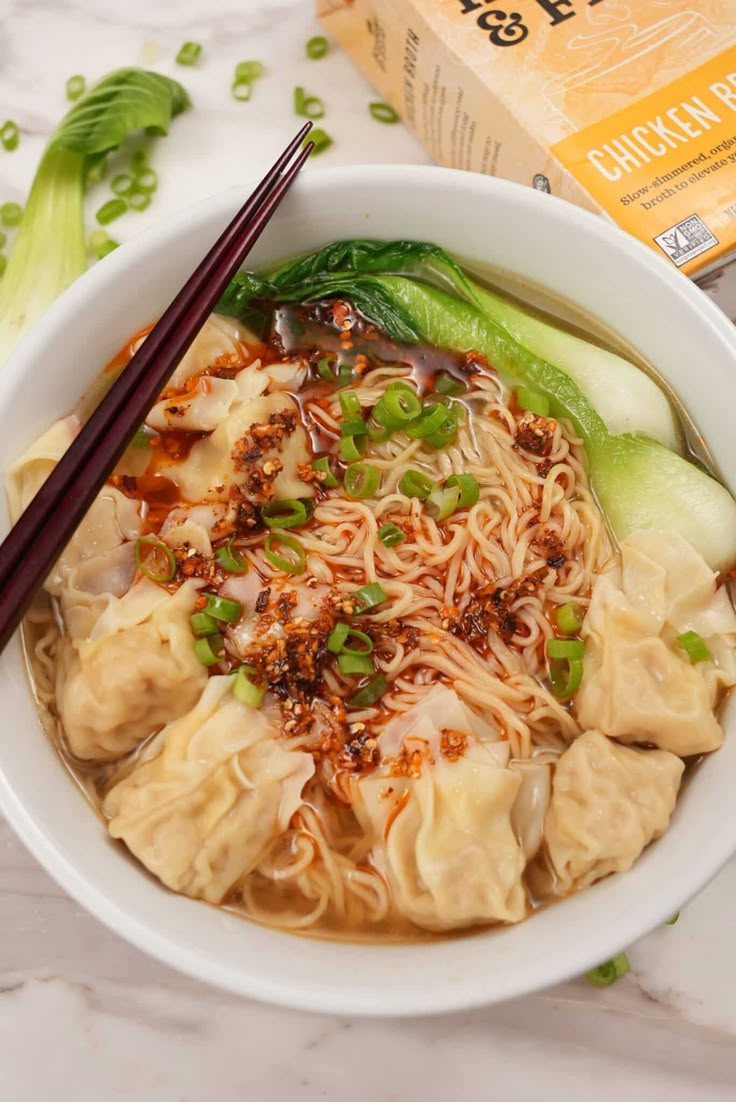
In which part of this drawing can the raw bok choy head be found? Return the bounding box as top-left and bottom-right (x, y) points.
(0, 68), (189, 367)
(219, 239), (736, 574)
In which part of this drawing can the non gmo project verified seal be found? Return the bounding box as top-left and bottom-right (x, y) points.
(654, 214), (719, 267)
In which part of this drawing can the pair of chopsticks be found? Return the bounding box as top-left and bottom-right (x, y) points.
(0, 122), (314, 654)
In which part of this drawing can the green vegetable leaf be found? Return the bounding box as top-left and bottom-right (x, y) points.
(51, 69), (190, 155)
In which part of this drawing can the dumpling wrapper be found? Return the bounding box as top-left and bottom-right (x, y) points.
(537, 729), (683, 895)
(577, 529), (736, 757)
(146, 362), (268, 434)
(58, 580), (207, 762)
(6, 415), (79, 520)
(104, 676), (315, 904)
(160, 391), (313, 504)
(352, 687), (525, 931)
(140, 314), (256, 391)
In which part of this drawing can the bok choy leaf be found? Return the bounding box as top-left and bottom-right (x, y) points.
(0, 68), (189, 367)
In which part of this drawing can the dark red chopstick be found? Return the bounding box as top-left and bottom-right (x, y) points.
(0, 122), (314, 654)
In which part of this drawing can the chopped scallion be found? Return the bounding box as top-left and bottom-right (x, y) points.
(134, 167), (158, 193)
(426, 484), (461, 522)
(378, 522), (405, 548)
(305, 128), (332, 155)
(346, 672), (387, 708)
(215, 538), (249, 574)
(445, 473), (479, 509)
(264, 532), (306, 575)
(130, 425), (149, 448)
(317, 355), (336, 381)
(549, 656), (583, 699)
(233, 665), (265, 708)
(352, 582), (387, 613)
(327, 622), (350, 653)
(369, 101), (399, 124)
(204, 593), (243, 624)
(344, 462), (380, 500)
(65, 75), (86, 102)
(676, 630), (711, 663)
(111, 173), (134, 196)
(232, 79), (253, 102)
(1, 121), (20, 152)
(339, 434), (366, 462)
(373, 386), (422, 430)
(311, 456), (339, 489)
(339, 389), (362, 419)
(294, 86), (325, 120)
(585, 953), (630, 987)
(135, 536), (176, 583)
(95, 198), (127, 226)
(128, 188), (151, 212)
(341, 417), (367, 436)
(398, 469), (433, 499)
(176, 41), (202, 66)
(0, 202), (23, 227)
(261, 498), (310, 529)
(338, 652), (375, 676)
(555, 602), (584, 635)
(190, 611), (219, 637)
(306, 35), (330, 60)
(547, 638), (584, 660)
(435, 373), (466, 397)
(666, 913), (679, 925)
(235, 60), (264, 82)
(193, 633), (224, 667)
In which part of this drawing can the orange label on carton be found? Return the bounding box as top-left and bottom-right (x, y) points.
(552, 47), (736, 275)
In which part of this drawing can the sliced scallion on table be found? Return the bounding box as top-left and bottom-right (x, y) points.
(235, 60), (264, 82)
(176, 41), (202, 66)
(585, 953), (630, 987)
(128, 188), (151, 212)
(304, 128), (332, 155)
(1, 121), (20, 152)
(0, 202), (22, 227)
(306, 35), (330, 60)
(369, 102), (399, 124)
(111, 173), (134, 196)
(66, 75), (86, 102)
(96, 198), (127, 226)
(294, 86), (325, 120)
(232, 80), (253, 102)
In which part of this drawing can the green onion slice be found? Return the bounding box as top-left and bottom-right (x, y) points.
(341, 417), (367, 436)
(435, 373), (466, 397)
(426, 485), (461, 522)
(339, 390), (362, 419)
(176, 41), (202, 66)
(1, 121), (20, 152)
(549, 656), (584, 699)
(204, 593), (243, 624)
(517, 387), (551, 417)
(666, 913), (679, 926)
(96, 198), (127, 226)
(130, 148), (149, 172)
(328, 623), (374, 656)
(346, 672), (388, 708)
(547, 638), (584, 660)
(445, 474), (479, 509)
(585, 953), (630, 988)
(555, 602), (584, 635)
(0, 202), (23, 227)
(233, 665), (265, 708)
(232, 79), (253, 102)
(131, 426), (149, 448)
(344, 463), (380, 500)
(88, 229), (118, 260)
(193, 634), (224, 667)
(339, 434), (367, 462)
(65, 75), (86, 102)
(261, 498), (309, 529)
(111, 173), (133, 196)
(327, 622), (350, 653)
(135, 537), (176, 583)
(407, 403), (448, 439)
(338, 653), (375, 676)
(366, 418), (393, 443)
(369, 101), (399, 124)
(264, 532), (306, 575)
(235, 60), (264, 81)
(352, 582), (387, 612)
(128, 188), (151, 212)
(190, 611), (219, 637)
(306, 35), (329, 59)
(294, 86), (325, 119)
(378, 522), (405, 548)
(215, 538), (249, 574)
(134, 167), (158, 193)
(373, 386), (422, 430)
(676, 630), (711, 663)
(336, 364), (352, 386)
(311, 456), (339, 489)
(305, 128), (332, 155)
(425, 406), (462, 448)
(317, 355), (336, 381)
(399, 469), (433, 499)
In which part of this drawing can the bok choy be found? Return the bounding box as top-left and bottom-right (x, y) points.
(220, 239), (736, 573)
(0, 68), (189, 367)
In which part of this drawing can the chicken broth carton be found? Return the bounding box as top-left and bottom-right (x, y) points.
(318, 0), (736, 317)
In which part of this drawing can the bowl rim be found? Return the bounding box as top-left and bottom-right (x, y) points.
(2, 163), (736, 1017)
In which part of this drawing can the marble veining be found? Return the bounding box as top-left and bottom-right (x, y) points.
(1, 1), (736, 1097)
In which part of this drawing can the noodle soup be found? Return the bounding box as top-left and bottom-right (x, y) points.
(13, 240), (736, 941)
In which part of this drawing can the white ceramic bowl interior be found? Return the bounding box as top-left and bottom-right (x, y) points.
(1, 166), (736, 1016)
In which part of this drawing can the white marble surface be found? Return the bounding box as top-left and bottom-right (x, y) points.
(2, 1), (736, 1097)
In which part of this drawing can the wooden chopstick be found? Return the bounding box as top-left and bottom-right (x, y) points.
(0, 121), (314, 654)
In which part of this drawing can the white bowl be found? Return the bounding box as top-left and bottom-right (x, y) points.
(1, 165), (736, 1016)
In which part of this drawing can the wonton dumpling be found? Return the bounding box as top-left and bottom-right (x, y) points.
(6, 415), (78, 520)
(152, 314), (256, 391)
(58, 580), (207, 762)
(104, 676), (314, 904)
(161, 391), (314, 504)
(538, 730), (683, 894)
(577, 530), (736, 757)
(146, 362), (268, 433)
(353, 689), (524, 930)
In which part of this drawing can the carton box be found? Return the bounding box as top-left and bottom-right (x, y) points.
(318, 0), (736, 318)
